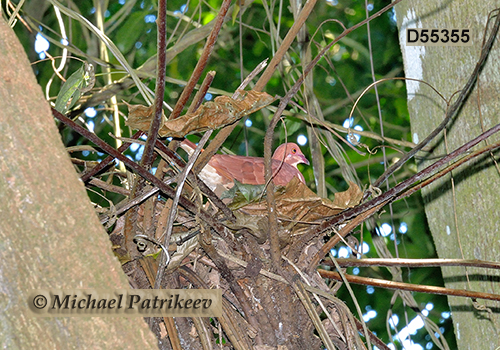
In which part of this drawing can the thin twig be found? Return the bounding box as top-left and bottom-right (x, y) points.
(141, 0), (167, 168)
(329, 257), (372, 350)
(329, 258), (500, 270)
(318, 269), (500, 302)
(88, 178), (130, 196)
(397, 139), (500, 201)
(186, 71), (216, 114)
(254, 0), (318, 91)
(299, 284), (391, 350)
(327, 123), (500, 232)
(98, 178), (176, 225)
(352, 318), (392, 350)
(80, 131), (144, 182)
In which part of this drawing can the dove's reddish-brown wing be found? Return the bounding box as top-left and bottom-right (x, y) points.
(209, 154), (305, 186)
(180, 139), (307, 190)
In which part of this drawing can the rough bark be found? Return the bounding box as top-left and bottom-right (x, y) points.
(0, 16), (158, 349)
(395, 1), (500, 349)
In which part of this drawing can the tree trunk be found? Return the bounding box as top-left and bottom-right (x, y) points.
(0, 16), (158, 348)
(395, 1), (500, 348)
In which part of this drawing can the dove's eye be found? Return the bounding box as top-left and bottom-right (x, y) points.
(291, 148), (297, 154)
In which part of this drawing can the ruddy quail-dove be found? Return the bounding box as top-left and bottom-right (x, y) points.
(181, 140), (309, 195)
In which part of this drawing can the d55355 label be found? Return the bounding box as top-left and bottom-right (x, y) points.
(406, 29), (472, 46)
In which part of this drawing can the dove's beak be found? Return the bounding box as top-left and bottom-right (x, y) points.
(297, 154), (310, 166)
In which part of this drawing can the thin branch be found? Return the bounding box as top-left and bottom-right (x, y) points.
(397, 139), (500, 201)
(320, 122), (500, 234)
(98, 178), (176, 225)
(329, 258), (500, 270)
(329, 255), (372, 350)
(318, 269), (500, 302)
(80, 131), (144, 182)
(254, 0), (318, 91)
(299, 284), (391, 350)
(141, 0), (167, 168)
(353, 317), (391, 350)
(88, 178), (130, 196)
(186, 71), (216, 114)
(304, 204), (382, 272)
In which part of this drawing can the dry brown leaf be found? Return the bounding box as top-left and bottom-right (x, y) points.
(331, 181), (364, 209)
(276, 179), (362, 226)
(125, 90), (275, 137)
(228, 178), (362, 239)
(225, 210), (268, 243)
(237, 178), (363, 224)
(124, 102), (167, 131)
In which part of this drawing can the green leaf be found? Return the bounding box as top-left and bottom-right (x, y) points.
(54, 64), (86, 114)
(279, 119), (302, 141)
(234, 180), (266, 202)
(145, 249), (162, 260)
(222, 180), (267, 209)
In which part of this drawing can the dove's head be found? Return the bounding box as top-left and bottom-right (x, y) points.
(272, 143), (309, 167)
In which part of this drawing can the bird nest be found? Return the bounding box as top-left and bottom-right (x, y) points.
(107, 173), (366, 349)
